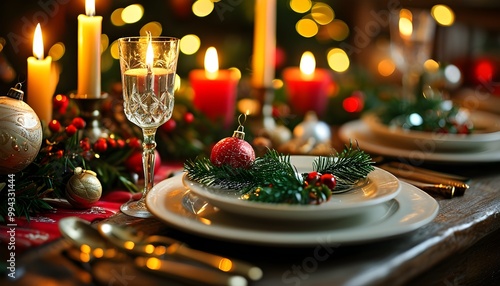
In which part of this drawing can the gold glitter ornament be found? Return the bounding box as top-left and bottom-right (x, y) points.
(66, 167), (102, 208)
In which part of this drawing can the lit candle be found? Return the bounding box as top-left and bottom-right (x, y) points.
(252, 0), (276, 88)
(189, 47), (239, 128)
(77, 0), (102, 98)
(27, 23), (53, 123)
(282, 51), (333, 117)
(123, 37), (171, 103)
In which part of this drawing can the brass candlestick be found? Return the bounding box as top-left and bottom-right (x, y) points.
(70, 93), (109, 142)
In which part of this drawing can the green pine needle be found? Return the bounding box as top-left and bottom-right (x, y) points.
(184, 143), (374, 205)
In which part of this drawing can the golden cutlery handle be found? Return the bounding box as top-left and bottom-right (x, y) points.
(135, 256), (247, 286)
(171, 243), (263, 281)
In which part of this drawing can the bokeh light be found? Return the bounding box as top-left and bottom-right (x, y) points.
(377, 58), (396, 77)
(192, 0), (214, 17)
(180, 34), (201, 55)
(424, 59), (440, 72)
(140, 22), (162, 36)
(290, 0), (312, 13)
(111, 8), (125, 26)
(311, 2), (334, 25)
(122, 4), (144, 24)
(444, 64), (461, 84)
(48, 42), (65, 61)
(296, 18), (318, 38)
(326, 19), (349, 41)
(327, 48), (349, 72)
(431, 5), (455, 26)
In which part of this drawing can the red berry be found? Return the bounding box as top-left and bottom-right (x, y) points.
(72, 117), (86, 129)
(80, 138), (91, 151)
(184, 112), (194, 124)
(210, 137), (255, 169)
(48, 120), (61, 133)
(306, 171), (321, 185)
(116, 139), (126, 148)
(65, 124), (77, 137)
(54, 150), (64, 159)
(161, 119), (176, 132)
(127, 137), (141, 149)
(320, 173), (337, 190)
(93, 138), (108, 153)
(53, 94), (68, 109)
(107, 138), (117, 148)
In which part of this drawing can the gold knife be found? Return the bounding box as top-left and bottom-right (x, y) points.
(379, 164), (469, 197)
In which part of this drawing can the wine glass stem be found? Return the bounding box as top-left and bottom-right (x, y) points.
(402, 68), (421, 102)
(141, 128), (157, 201)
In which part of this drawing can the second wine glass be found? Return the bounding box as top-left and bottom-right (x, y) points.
(118, 35), (180, 218)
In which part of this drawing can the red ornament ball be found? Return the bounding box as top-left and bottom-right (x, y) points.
(210, 136), (255, 169)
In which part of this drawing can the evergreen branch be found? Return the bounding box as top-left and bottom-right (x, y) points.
(313, 141), (374, 189)
(184, 145), (374, 205)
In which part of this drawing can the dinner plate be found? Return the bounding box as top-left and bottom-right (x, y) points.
(339, 120), (500, 163)
(146, 174), (439, 246)
(363, 111), (500, 152)
(183, 156), (400, 221)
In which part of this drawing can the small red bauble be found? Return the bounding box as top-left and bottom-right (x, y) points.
(48, 120), (61, 133)
(72, 117), (86, 129)
(65, 124), (77, 137)
(210, 115), (255, 169)
(210, 137), (255, 169)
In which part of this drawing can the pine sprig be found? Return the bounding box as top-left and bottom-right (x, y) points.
(184, 145), (374, 205)
(313, 141), (375, 189)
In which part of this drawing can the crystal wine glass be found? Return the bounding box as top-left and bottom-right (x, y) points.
(118, 35), (179, 218)
(389, 8), (435, 102)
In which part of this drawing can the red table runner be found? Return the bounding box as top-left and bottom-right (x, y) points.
(1, 162), (184, 253)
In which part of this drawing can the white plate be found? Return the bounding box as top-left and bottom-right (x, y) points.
(183, 156), (400, 221)
(146, 175), (439, 246)
(339, 120), (500, 163)
(363, 111), (500, 152)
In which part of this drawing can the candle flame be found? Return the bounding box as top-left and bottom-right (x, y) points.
(399, 9), (413, 38)
(204, 47), (219, 80)
(33, 23), (44, 60)
(146, 34), (154, 71)
(86, 0), (96, 16)
(300, 51), (315, 79)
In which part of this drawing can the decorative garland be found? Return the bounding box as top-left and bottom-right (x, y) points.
(184, 142), (374, 205)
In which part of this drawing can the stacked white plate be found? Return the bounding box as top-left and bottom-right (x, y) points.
(339, 111), (500, 163)
(146, 156), (439, 246)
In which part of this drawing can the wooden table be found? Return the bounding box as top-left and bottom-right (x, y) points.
(3, 160), (500, 286)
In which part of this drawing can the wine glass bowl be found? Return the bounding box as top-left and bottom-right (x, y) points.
(118, 36), (179, 218)
(389, 8), (436, 101)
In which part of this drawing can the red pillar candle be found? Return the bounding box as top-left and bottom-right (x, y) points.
(283, 51), (333, 117)
(189, 47), (239, 128)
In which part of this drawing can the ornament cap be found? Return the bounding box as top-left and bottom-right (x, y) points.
(232, 113), (247, 139)
(6, 83), (24, 100)
(232, 130), (245, 139)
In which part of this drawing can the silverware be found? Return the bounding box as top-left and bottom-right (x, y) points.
(378, 163), (469, 197)
(59, 217), (246, 285)
(97, 222), (263, 281)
